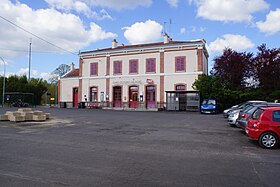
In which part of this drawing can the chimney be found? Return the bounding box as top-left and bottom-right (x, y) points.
(164, 33), (170, 44)
(70, 62), (75, 71)
(112, 39), (118, 49)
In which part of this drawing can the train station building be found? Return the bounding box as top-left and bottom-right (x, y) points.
(58, 34), (208, 111)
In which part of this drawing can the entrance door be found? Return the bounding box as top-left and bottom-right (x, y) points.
(176, 85), (186, 111)
(129, 86), (139, 108)
(73, 87), (78, 108)
(146, 85), (156, 108)
(113, 86), (122, 107)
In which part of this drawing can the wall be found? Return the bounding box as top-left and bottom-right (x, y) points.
(60, 78), (79, 102)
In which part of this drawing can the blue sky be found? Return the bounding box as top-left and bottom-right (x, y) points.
(0, 0), (279, 80)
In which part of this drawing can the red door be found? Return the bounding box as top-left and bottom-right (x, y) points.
(113, 86), (122, 107)
(73, 87), (78, 108)
(146, 86), (156, 108)
(129, 86), (139, 108)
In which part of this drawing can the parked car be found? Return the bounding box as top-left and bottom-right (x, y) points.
(246, 107), (280, 149)
(200, 98), (217, 114)
(237, 103), (280, 130)
(228, 104), (255, 127)
(223, 100), (266, 118)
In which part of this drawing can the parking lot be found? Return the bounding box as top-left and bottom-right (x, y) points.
(0, 108), (279, 187)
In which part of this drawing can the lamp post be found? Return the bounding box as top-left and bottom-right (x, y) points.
(0, 57), (6, 107)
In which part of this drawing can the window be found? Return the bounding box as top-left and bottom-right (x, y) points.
(90, 87), (98, 102)
(175, 56), (186, 72)
(129, 59), (138, 74)
(114, 61), (122, 74)
(252, 109), (264, 120)
(273, 110), (280, 122)
(146, 58), (156, 73)
(90, 63), (98, 76)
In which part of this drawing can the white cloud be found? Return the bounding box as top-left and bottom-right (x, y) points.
(40, 72), (52, 80)
(180, 27), (186, 34)
(86, 0), (153, 10)
(17, 68), (52, 79)
(208, 34), (254, 53)
(190, 0), (269, 22)
(167, 0), (179, 7)
(48, 0), (153, 11)
(18, 68), (38, 76)
(199, 27), (206, 32)
(123, 20), (163, 44)
(0, 0), (117, 59)
(256, 8), (280, 35)
(45, 0), (112, 20)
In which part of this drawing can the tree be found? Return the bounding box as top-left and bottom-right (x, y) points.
(6, 75), (28, 92)
(192, 75), (225, 98)
(49, 64), (70, 83)
(252, 44), (280, 90)
(193, 75), (251, 110)
(211, 48), (254, 90)
(27, 78), (48, 105)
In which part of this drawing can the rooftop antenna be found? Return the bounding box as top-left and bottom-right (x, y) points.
(163, 21), (167, 35)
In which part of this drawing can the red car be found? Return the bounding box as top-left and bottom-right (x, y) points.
(246, 107), (280, 149)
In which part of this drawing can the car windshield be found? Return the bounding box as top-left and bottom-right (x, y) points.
(202, 99), (216, 105)
(242, 105), (254, 112)
(247, 106), (259, 115)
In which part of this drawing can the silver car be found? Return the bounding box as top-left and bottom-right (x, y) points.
(227, 109), (241, 126)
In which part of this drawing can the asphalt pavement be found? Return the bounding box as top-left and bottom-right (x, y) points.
(0, 107), (279, 187)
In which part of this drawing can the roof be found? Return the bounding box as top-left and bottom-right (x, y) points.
(80, 40), (206, 55)
(260, 106), (280, 111)
(62, 69), (79, 78)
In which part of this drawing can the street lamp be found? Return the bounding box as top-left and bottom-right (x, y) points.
(0, 57), (6, 107)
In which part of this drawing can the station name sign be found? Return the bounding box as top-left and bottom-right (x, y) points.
(112, 80), (143, 85)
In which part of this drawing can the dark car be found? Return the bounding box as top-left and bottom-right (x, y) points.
(246, 107), (280, 149)
(237, 102), (280, 130)
(200, 98), (217, 114)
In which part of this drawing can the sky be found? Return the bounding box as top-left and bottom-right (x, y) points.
(0, 0), (279, 80)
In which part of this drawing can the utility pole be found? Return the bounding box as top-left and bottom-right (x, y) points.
(28, 38), (32, 80)
(0, 57), (6, 107)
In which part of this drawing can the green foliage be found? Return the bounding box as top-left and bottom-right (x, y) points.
(193, 75), (245, 110)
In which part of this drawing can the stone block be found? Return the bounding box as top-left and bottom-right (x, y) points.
(5, 111), (14, 115)
(33, 114), (46, 121)
(33, 110), (43, 115)
(18, 108), (32, 112)
(9, 115), (25, 122)
(0, 114), (9, 121)
(23, 113), (34, 121)
(45, 113), (50, 119)
(12, 112), (22, 116)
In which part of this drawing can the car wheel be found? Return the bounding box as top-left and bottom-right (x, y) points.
(258, 132), (279, 149)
